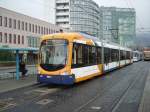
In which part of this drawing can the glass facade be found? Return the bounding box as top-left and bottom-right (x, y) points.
(70, 0), (100, 37)
(55, 2), (136, 46)
(100, 7), (136, 47)
(117, 9), (136, 47)
(56, 0), (100, 37)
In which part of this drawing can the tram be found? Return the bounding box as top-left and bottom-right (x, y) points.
(143, 48), (150, 61)
(133, 50), (143, 62)
(37, 32), (133, 85)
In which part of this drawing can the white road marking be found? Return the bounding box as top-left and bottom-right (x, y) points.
(91, 106), (101, 110)
(36, 99), (54, 105)
(24, 88), (59, 96)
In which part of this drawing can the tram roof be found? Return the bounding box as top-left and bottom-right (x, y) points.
(41, 32), (132, 51)
(79, 32), (100, 41)
(41, 32), (100, 41)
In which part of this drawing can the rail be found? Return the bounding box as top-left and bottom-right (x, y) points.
(0, 65), (37, 80)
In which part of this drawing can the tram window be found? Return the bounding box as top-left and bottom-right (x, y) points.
(88, 46), (92, 64)
(72, 42), (103, 68)
(111, 49), (114, 62)
(123, 51), (126, 60)
(126, 51), (130, 59)
(104, 48), (110, 63)
(92, 47), (96, 64)
(96, 47), (101, 64)
(72, 44), (76, 65)
(120, 50), (126, 60)
(72, 43), (83, 66)
(131, 52), (133, 59)
(126, 51), (128, 59)
(89, 47), (96, 64)
(109, 49), (111, 62)
(116, 50), (119, 61)
(135, 53), (138, 57)
(120, 50), (123, 60)
(83, 45), (89, 64)
(111, 49), (119, 62)
(130, 52), (132, 59)
(77, 45), (83, 64)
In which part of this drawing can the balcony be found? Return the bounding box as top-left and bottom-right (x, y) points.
(56, 12), (69, 16)
(56, 6), (69, 10)
(58, 24), (69, 29)
(56, 0), (69, 4)
(56, 18), (69, 22)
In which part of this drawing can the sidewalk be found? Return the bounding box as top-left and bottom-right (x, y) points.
(138, 69), (150, 112)
(0, 75), (37, 93)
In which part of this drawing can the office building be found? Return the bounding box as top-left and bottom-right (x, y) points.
(100, 7), (136, 47)
(0, 7), (65, 49)
(55, 0), (100, 37)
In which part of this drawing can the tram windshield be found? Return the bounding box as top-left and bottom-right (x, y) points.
(40, 39), (68, 71)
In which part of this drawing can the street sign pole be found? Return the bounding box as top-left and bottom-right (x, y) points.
(16, 50), (19, 80)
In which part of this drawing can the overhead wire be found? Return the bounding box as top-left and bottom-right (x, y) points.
(125, 0), (148, 32)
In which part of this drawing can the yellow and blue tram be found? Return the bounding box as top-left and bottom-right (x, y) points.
(37, 32), (133, 85)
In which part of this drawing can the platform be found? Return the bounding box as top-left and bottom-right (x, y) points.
(138, 69), (150, 112)
(0, 75), (37, 93)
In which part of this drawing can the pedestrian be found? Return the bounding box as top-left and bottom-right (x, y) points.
(19, 61), (28, 78)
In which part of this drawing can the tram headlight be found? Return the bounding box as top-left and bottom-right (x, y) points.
(61, 72), (68, 75)
(38, 67), (41, 74)
(47, 76), (52, 78)
(38, 71), (41, 74)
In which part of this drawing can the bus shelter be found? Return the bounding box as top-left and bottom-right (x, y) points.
(0, 47), (39, 80)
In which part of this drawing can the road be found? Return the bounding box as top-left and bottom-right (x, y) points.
(0, 61), (149, 112)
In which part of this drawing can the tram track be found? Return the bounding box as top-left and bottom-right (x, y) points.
(44, 63), (141, 112)
(72, 62), (147, 112)
(1, 62), (148, 112)
(111, 65), (147, 112)
(1, 63), (135, 112)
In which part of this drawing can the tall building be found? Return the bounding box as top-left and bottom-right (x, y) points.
(0, 7), (65, 49)
(100, 7), (136, 47)
(117, 8), (136, 47)
(0, 7), (66, 64)
(55, 0), (100, 37)
(55, 0), (70, 30)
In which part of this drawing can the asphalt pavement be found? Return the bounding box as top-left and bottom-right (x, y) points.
(0, 61), (150, 112)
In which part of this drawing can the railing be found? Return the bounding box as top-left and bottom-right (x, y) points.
(56, 12), (69, 16)
(0, 65), (37, 80)
(56, 0), (69, 4)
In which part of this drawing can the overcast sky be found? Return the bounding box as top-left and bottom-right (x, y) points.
(0, 0), (150, 32)
(93, 0), (150, 32)
(0, 0), (55, 23)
